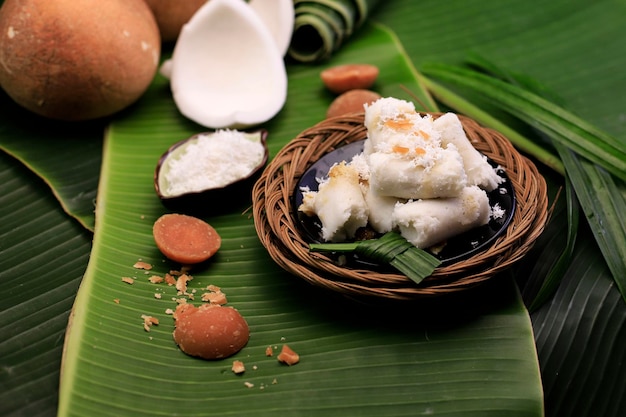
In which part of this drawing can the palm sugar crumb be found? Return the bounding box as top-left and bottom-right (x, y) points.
(122, 277), (135, 285)
(201, 289), (227, 305)
(113, 298), (120, 304)
(277, 345), (300, 366)
(232, 360), (246, 375)
(176, 273), (193, 294)
(165, 273), (177, 286)
(244, 382), (254, 388)
(154, 293), (162, 299)
(149, 275), (164, 284)
(265, 346), (273, 357)
(134, 261), (153, 270)
(165, 308), (174, 315)
(141, 315), (159, 332)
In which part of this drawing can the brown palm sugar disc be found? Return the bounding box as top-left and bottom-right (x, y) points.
(153, 213), (221, 264)
(173, 304), (249, 360)
(326, 89), (381, 119)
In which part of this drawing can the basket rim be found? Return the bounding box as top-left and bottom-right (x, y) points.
(252, 112), (549, 300)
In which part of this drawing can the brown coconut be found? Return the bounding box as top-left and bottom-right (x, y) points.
(144, 0), (209, 43)
(0, 0), (161, 121)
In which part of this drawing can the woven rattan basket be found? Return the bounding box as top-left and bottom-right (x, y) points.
(252, 113), (548, 300)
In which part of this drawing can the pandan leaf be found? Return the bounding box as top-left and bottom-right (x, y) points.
(420, 62), (626, 181)
(309, 232), (441, 284)
(527, 176), (579, 312)
(420, 60), (626, 303)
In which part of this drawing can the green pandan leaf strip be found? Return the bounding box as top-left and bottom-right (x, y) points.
(309, 232), (442, 284)
(417, 74), (564, 175)
(421, 62), (626, 181)
(555, 142), (626, 302)
(528, 173), (580, 311)
(466, 56), (626, 302)
(422, 60), (626, 303)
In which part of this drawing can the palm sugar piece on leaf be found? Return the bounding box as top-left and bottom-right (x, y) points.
(153, 213), (221, 264)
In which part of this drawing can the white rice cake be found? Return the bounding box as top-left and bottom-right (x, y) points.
(299, 162), (368, 242)
(433, 112), (504, 191)
(392, 185), (491, 249)
(363, 97), (468, 199)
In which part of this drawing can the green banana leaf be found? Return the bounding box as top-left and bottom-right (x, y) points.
(1, 0), (625, 416)
(531, 228), (626, 417)
(0, 151), (93, 416)
(55, 24), (541, 416)
(0, 100), (104, 231)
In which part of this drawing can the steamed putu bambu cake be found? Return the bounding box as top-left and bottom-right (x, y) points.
(364, 98), (466, 199)
(363, 184), (404, 234)
(299, 161), (369, 242)
(433, 112), (504, 191)
(298, 97), (504, 250)
(367, 146), (466, 199)
(392, 185), (491, 249)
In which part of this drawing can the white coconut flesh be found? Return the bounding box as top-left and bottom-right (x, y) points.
(248, 0), (294, 57)
(168, 0), (288, 129)
(159, 0), (293, 79)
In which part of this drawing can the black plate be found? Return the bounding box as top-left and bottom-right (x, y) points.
(293, 140), (516, 266)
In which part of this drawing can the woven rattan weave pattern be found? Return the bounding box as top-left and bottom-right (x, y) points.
(252, 113), (548, 300)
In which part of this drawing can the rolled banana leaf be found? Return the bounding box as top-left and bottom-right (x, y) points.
(289, 0), (380, 62)
(289, 5), (347, 62)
